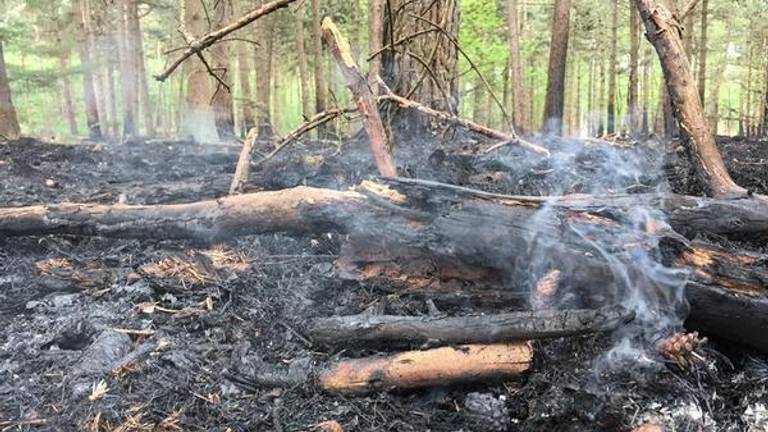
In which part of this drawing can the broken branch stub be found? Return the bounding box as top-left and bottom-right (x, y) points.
(320, 17), (397, 177)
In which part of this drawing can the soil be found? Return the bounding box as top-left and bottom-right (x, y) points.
(1, 133), (767, 431)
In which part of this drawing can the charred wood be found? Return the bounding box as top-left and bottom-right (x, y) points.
(306, 305), (635, 349)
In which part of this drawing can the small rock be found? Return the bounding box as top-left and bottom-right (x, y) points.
(45, 179), (58, 188)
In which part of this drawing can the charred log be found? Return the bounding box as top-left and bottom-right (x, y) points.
(306, 305), (635, 349)
(2, 178), (768, 349)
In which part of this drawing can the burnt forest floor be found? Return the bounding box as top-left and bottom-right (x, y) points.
(1, 133), (768, 431)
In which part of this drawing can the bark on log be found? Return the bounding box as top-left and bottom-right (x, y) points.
(321, 17), (397, 177)
(317, 342), (532, 394)
(307, 305), (635, 348)
(2, 178), (768, 349)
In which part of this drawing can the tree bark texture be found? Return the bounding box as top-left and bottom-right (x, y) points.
(508, 0), (529, 132)
(542, 0), (572, 135)
(629, 2), (640, 135)
(607, 0), (618, 135)
(0, 42), (19, 140)
(73, 0), (102, 139)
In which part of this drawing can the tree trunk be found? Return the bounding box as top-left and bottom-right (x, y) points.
(233, 0), (255, 135)
(134, 14), (156, 137)
(641, 46), (651, 136)
(628, 1), (640, 135)
(58, 47), (78, 136)
(73, 0), (102, 139)
(253, 1), (274, 139)
(542, 0), (572, 136)
(182, 0), (217, 143)
(507, 0), (528, 132)
(2, 178), (768, 350)
(634, 0), (746, 198)
(120, 0), (138, 138)
(607, 0), (618, 135)
(697, 0), (708, 106)
(211, 0), (235, 139)
(311, 0), (326, 122)
(368, 0), (384, 82)
(380, 0), (460, 128)
(0, 42), (19, 139)
(107, 32), (121, 137)
(295, 2), (311, 119)
(762, 44), (768, 137)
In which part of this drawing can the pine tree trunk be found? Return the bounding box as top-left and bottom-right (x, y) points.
(254, 1), (274, 139)
(0, 42), (20, 139)
(641, 46), (651, 136)
(134, 14), (156, 137)
(295, 2), (311, 119)
(507, 0), (528, 132)
(85, 0), (109, 138)
(607, 0), (618, 135)
(311, 0), (326, 119)
(107, 32), (120, 137)
(58, 47), (79, 136)
(182, 0), (216, 142)
(697, 0), (708, 106)
(233, 0), (255, 135)
(211, 0), (235, 139)
(120, 0), (138, 137)
(368, 0), (384, 82)
(597, 55), (605, 136)
(73, 0), (102, 139)
(542, 0), (572, 135)
(762, 47), (768, 136)
(628, 1), (640, 135)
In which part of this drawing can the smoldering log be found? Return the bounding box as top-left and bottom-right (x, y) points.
(306, 305), (635, 349)
(2, 178), (768, 349)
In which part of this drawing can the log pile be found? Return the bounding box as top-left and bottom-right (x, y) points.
(2, 178), (768, 352)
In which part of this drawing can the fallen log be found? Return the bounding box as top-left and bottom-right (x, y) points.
(317, 342), (532, 394)
(2, 178), (768, 349)
(306, 305), (635, 349)
(227, 342), (532, 395)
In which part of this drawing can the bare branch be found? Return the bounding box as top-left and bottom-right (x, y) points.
(155, 0), (296, 81)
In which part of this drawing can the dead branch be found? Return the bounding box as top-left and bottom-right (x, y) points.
(321, 17), (397, 177)
(306, 305), (635, 348)
(317, 342), (532, 394)
(155, 0), (296, 82)
(376, 80), (550, 156)
(254, 107), (359, 168)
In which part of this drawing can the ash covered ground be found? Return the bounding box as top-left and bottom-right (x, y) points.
(1, 134), (768, 431)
